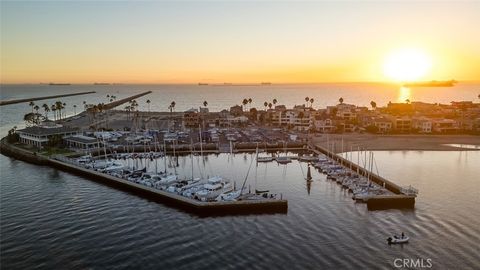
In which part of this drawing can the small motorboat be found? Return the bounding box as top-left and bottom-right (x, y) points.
(387, 235), (409, 244)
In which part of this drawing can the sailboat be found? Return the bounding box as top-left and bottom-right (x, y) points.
(276, 141), (292, 164)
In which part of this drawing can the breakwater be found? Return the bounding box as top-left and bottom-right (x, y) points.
(0, 91), (96, 106)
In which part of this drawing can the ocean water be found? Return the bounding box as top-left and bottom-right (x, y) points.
(1, 83), (480, 269)
(1, 151), (479, 269)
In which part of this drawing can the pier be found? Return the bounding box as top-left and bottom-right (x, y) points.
(49, 157), (288, 216)
(0, 91), (96, 106)
(309, 142), (417, 209)
(0, 139), (287, 216)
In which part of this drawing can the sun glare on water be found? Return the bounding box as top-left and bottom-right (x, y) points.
(383, 48), (432, 82)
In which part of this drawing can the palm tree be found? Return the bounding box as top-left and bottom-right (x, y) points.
(83, 101), (87, 112)
(310, 98), (314, 108)
(170, 101), (176, 111)
(339, 97), (344, 104)
(29, 101), (35, 113)
(146, 99), (151, 112)
(268, 102), (273, 109)
(42, 104), (50, 119)
(370, 101), (377, 110)
(273, 98), (277, 106)
(51, 104), (57, 121)
(73, 104), (77, 115)
(264, 101), (268, 111)
(248, 98), (252, 110)
(203, 100), (208, 108)
(405, 99), (410, 104)
(305, 97), (310, 107)
(242, 98), (248, 111)
(55, 101), (63, 120)
(62, 102), (67, 119)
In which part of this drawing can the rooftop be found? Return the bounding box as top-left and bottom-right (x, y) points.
(17, 125), (78, 136)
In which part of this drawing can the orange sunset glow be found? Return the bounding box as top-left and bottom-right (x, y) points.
(1, 2), (479, 84)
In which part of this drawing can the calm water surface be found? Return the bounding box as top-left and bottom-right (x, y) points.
(1, 151), (479, 269)
(1, 83), (479, 269)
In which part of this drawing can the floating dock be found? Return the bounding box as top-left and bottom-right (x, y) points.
(49, 157), (288, 216)
(309, 143), (416, 209)
(0, 139), (287, 216)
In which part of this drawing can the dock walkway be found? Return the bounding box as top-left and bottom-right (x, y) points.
(309, 142), (417, 209)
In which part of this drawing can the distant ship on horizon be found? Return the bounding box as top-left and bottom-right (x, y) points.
(94, 82), (111, 85)
(48, 82), (71, 86)
(198, 83), (209, 86)
(403, 80), (457, 87)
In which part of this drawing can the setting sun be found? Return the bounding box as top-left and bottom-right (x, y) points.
(383, 48), (432, 82)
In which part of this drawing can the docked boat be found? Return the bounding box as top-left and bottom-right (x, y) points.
(276, 156), (291, 164)
(194, 176), (233, 201)
(257, 156), (274, 162)
(102, 161), (125, 173)
(387, 235), (409, 244)
(298, 155), (318, 162)
(216, 190), (241, 201)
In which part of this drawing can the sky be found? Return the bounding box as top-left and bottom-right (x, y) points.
(1, 1), (479, 84)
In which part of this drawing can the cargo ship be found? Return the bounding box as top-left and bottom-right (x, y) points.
(403, 80), (456, 87)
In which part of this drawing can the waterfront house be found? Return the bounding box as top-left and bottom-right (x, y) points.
(65, 135), (103, 150)
(373, 117), (393, 133)
(432, 119), (459, 133)
(16, 121), (78, 148)
(413, 118), (433, 133)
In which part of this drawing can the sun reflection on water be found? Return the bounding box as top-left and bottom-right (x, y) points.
(398, 86), (411, 103)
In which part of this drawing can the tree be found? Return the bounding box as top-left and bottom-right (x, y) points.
(203, 100), (208, 107)
(146, 99), (151, 112)
(7, 126), (19, 143)
(29, 101), (35, 113)
(273, 98), (277, 106)
(23, 112), (42, 126)
(83, 101), (87, 112)
(264, 101), (268, 111)
(249, 107), (258, 121)
(51, 104), (57, 121)
(370, 101), (377, 110)
(73, 104), (77, 115)
(339, 97), (344, 104)
(310, 98), (314, 108)
(405, 99), (410, 104)
(268, 102), (273, 109)
(242, 98), (248, 111)
(305, 97), (310, 107)
(55, 101), (63, 120)
(43, 104), (50, 119)
(248, 98), (252, 109)
(34, 105), (39, 115)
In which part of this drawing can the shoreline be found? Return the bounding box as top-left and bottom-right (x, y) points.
(311, 134), (480, 152)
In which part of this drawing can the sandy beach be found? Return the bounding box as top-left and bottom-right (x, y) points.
(311, 134), (480, 152)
